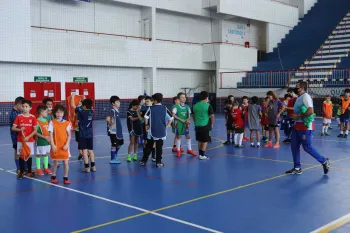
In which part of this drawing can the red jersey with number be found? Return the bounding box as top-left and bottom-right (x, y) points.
(231, 109), (244, 129)
(13, 114), (37, 142)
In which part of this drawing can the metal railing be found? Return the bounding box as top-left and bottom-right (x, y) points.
(220, 68), (350, 88)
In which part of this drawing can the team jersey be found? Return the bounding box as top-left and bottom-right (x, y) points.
(287, 98), (296, 117)
(76, 106), (94, 138)
(231, 108), (244, 129)
(261, 105), (268, 125)
(339, 97), (350, 116)
(323, 102), (333, 119)
(13, 114), (38, 142)
(240, 104), (249, 122)
(127, 109), (142, 135)
(37, 117), (50, 146)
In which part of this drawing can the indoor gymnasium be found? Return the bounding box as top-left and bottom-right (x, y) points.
(1, 0), (350, 232)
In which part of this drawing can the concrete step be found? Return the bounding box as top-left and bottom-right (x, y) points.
(295, 71), (332, 76)
(331, 34), (350, 39)
(336, 25), (350, 29)
(327, 43), (350, 48)
(320, 48), (350, 53)
(325, 38), (350, 44)
(306, 59), (340, 64)
(300, 65), (335, 69)
(314, 54), (347, 59)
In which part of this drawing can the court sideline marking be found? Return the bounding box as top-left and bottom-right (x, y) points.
(0, 139), (226, 233)
(71, 151), (350, 233)
(3, 169), (222, 233)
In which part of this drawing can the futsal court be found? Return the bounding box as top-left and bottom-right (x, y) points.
(0, 116), (349, 233)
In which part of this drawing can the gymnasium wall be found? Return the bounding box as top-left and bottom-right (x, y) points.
(0, 0), (305, 126)
(221, 18), (266, 51)
(266, 23), (292, 53)
(156, 10), (212, 43)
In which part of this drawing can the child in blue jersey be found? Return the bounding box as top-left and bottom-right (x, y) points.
(140, 93), (173, 167)
(127, 100), (143, 162)
(76, 98), (95, 172)
(106, 96), (124, 164)
(10, 96), (24, 174)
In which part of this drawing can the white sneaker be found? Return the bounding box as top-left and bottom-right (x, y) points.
(199, 155), (209, 160)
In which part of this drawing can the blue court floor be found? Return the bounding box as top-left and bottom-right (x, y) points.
(0, 115), (350, 233)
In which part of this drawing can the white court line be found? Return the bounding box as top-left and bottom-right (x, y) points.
(3, 169), (222, 233)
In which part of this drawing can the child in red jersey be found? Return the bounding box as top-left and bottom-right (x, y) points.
(240, 96), (249, 141)
(231, 101), (245, 148)
(12, 100), (38, 179)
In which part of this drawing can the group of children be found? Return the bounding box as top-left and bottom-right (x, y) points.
(222, 88), (350, 149)
(10, 87), (350, 183)
(10, 94), (96, 184)
(10, 97), (73, 184)
(107, 92), (199, 167)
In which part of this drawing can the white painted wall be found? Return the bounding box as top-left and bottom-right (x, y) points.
(219, 0), (299, 27)
(156, 10), (212, 43)
(31, 0), (142, 36)
(266, 23), (292, 52)
(155, 41), (215, 70)
(31, 28), (153, 67)
(0, 63), (143, 102)
(222, 18), (266, 51)
(265, 0), (318, 18)
(156, 69), (215, 97)
(0, 0), (300, 101)
(219, 45), (258, 70)
(0, 0), (32, 62)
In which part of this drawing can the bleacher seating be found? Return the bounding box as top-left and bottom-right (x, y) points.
(237, 0), (350, 88)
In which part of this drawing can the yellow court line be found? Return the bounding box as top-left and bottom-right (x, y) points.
(310, 214), (350, 233)
(72, 139), (350, 233)
(74, 155), (348, 233)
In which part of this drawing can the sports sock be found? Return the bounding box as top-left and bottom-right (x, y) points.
(110, 147), (116, 160)
(176, 140), (181, 151)
(151, 148), (156, 157)
(187, 139), (192, 150)
(341, 131), (344, 134)
(346, 130), (349, 135)
(43, 156), (49, 169)
(226, 133), (230, 142)
(325, 126), (329, 133)
(238, 133), (243, 145)
(36, 156), (41, 170)
(322, 126), (325, 133)
(27, 158), (32, 173)
(234, 134), (239, 145)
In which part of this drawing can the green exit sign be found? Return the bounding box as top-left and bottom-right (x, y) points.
(73, 77), (88, 83)
(34, 76), (51, 82)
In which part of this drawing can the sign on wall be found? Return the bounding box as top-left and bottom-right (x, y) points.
(73, 77), (88, 83)
(34, 76), (51, 82)
(227, 24), (247, 38)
